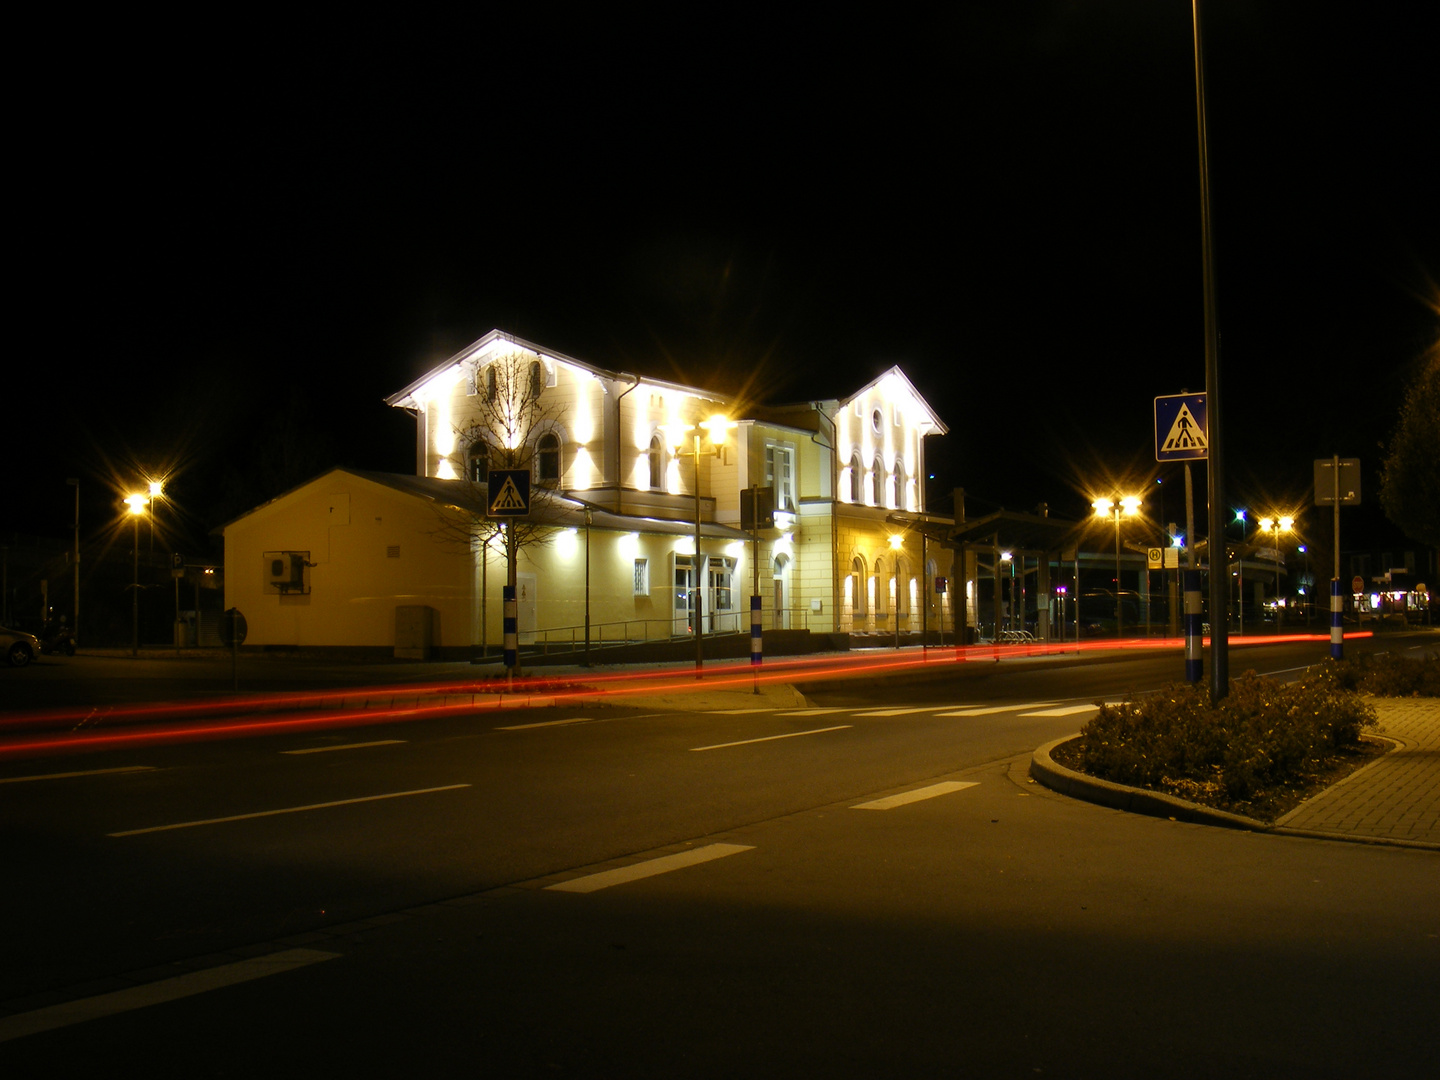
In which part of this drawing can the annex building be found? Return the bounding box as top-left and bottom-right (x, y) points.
(222, 330), (962, 657)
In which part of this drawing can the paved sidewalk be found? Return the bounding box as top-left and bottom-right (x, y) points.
(1031, 695), (1440, 851)
(1275, 697), (1440, 847)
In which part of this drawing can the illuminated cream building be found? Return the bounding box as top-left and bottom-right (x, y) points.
(223, 330), (960, 656)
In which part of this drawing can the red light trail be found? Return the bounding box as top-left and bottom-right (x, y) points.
(0, 635), (1365, 762)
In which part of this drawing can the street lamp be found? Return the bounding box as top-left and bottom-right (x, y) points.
(147, 479), (164, 555)
(1257, 515), (1294, 630)
(124, 493), (148, 656)
(667, 414), (733, 674)
(1092, 495), (1141, 639)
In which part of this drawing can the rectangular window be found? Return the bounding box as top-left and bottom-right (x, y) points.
(634, 558), (650, 596)
(674, 556), (693, 612)
(764, 443), (795, 511)
(710, 557), (734, 611)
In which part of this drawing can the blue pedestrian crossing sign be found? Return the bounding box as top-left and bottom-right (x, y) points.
(1154, 393), (1208, 461)
(486, 469), (531, 517)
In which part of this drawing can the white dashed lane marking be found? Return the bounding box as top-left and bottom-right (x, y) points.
(1018, 704), (1101, 717)
(109, 785), (471, 836)
(851, 781), (978, 810)
(934, 702), (1057, 717)
(545, 843), (754, 893)
(690, 726), (852, 752)
(282, 740), (406, 755)
(0, 766), (155, 785)
(0, 948), (341, 1042)
(497, 717), (592, 731)
(850, 707), (947, 717)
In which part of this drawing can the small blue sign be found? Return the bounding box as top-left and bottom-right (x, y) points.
(1154, 393), (1208, 462)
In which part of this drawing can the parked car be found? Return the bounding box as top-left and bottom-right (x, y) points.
(2, 624), (43, 668)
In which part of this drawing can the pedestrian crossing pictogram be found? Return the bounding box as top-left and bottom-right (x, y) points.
(1161, 404), (1207, 453)
(491, 477), (527, 511)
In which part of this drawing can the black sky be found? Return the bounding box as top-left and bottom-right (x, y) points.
(11, 3), (1437, 549)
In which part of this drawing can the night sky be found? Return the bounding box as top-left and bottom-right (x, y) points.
(11, 3), (1437, 553)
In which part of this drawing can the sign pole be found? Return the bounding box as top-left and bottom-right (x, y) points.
(1332, 454), (1343, 659)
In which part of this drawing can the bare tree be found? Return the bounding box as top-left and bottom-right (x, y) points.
(428, 350), (567, 668)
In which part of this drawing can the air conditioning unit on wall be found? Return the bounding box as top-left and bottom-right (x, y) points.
(264, 552), (308, 593)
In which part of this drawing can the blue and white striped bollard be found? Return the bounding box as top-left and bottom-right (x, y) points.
(1184, 569), (1203, 683)
(504, 585), (518, 671)
(1330, 578), (1344, 660)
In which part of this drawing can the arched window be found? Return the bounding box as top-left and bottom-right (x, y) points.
(896, 557), (911, 617)
(874, 556), (889, 615)
(871, 457), (884, 506)
(892, 457), (904, 510)
(648, 434), (664, 491)
(467, 442), (489, 484)
(848, 452), (862, 503)
(528, 361), (544, 401)
(537, 432), (561, 484)
(851, 556), (867, 616)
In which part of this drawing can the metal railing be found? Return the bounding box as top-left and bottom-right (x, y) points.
(511, 606), (819, 657)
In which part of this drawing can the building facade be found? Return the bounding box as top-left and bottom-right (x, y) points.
(224, 330), (957, 654)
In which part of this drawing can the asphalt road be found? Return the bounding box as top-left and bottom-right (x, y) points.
(2, 637), (1436, 1076)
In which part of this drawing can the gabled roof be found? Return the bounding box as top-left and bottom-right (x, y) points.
(837, 365), (949, 435)
(220, 467), (751, 541)
(384, 329), (728, 411)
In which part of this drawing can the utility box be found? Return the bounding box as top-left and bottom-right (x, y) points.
(395, 605), (435, 659)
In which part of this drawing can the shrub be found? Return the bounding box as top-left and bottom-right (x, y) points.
(1329, 650), (1440, 697)
(1075, 670), (1378, 806)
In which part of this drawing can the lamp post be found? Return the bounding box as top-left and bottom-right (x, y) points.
(1232, 508), (1250, 634)
(1258, 515), (1293, 631)
(667, 415), (732, 674)
(147, 479), (164, 555)
(66, 478), (80, 644)
(1092, 496), (1141, 639)
(124, 493), (148, 656)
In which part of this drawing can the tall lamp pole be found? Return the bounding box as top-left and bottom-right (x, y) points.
(66, 478), (80, 644)
(1259, 515), (1293, 630)
(1093, 496), (1141, 639)
(125, 493), (148, 656)
(668, 415), (732, 676)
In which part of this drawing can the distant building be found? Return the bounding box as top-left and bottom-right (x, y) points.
(222, 330), (959, 656)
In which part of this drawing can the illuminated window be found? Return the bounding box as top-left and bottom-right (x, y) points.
(874, 556), (888, 615)
(537, 433), (561, 484)
(710, 557), (734, 611)
(765, 442), (795, 511)
(851, 556), (867, 616)
(648, 434), (663, 490)
(634, 558), (649, 596)
(467, 442), (489, 483)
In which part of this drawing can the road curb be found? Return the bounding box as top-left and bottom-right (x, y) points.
(1030, 736), (1271, 832)
(1031, 735), (1440, 851)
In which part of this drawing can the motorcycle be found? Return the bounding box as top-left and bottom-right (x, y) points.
(39, 620), (76, 656)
